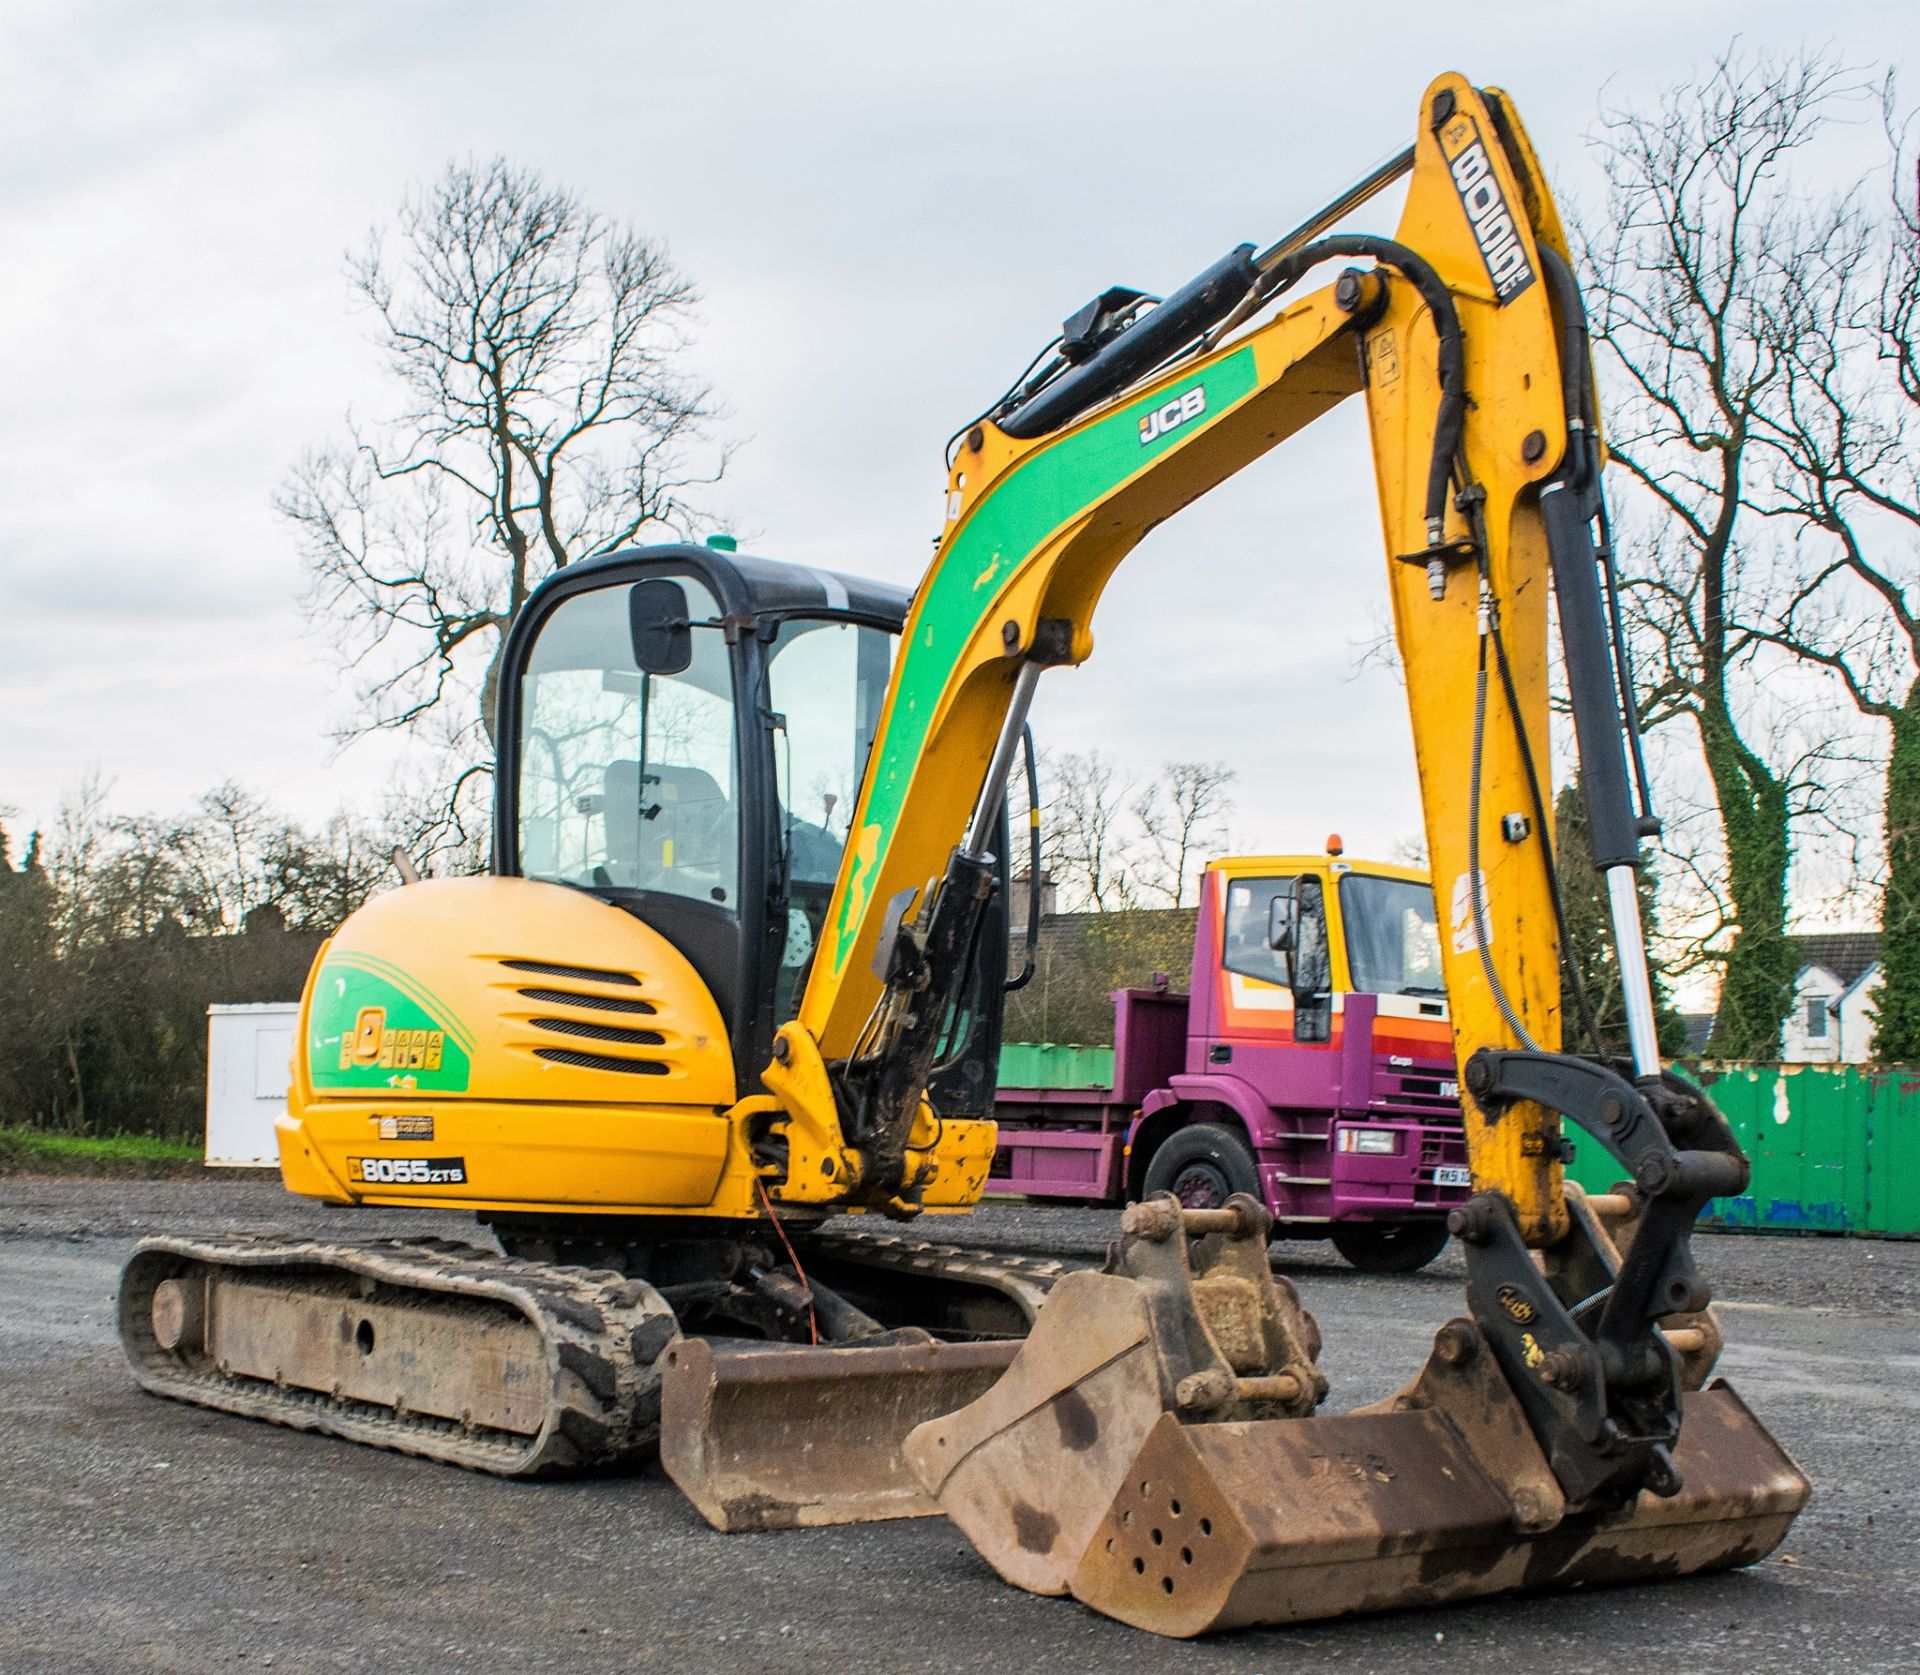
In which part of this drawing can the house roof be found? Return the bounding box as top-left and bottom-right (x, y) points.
(1788, 932), (1881, 989)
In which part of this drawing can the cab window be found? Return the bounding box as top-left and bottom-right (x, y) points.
(1222, 876), (1293, 987)
(516, 577), (739, 909)
(1340, 873), (1445, 996)
(765, 616), (895, 1015)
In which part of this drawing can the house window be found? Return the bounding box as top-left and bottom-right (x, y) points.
(1805, 996), (1828, 1039)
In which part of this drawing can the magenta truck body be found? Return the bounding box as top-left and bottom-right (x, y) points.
(988, 861), (1473, 1238)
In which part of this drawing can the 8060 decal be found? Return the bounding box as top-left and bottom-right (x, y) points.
(348, 1155), (467, 1186)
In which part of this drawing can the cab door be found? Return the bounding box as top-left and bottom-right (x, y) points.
(1207, 869), (1343, 1111)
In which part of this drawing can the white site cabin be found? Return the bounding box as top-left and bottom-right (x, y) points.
(204, 1003), (299, 1167)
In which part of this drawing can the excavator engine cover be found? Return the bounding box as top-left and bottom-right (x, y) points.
(908, 1195), (1807, 1636)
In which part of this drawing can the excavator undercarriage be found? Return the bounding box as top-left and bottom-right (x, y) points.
(122, 1221), (1064, 1515)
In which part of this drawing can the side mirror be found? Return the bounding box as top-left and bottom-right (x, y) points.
(629, 578), (692, 675)
(1266, 895), (1294, 953)
(1290, 875), (1333, 1043)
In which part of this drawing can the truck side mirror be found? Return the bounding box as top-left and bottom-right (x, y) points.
(1267, 895), (1294, 953)
(629, 578), (692, 675)
(1290, 875), (1332, 1044)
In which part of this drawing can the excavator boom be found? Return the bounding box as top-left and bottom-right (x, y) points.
(742, 70), (1807, 1630)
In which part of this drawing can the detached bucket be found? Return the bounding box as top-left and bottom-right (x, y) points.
(906, 1193), (1327, 1595)
(904, 1271), (1187, 1594)
(910, 1193), (1808, 1637)
(1069, 1352), (1807, 1635)
(661, 1333), (1020, 1531)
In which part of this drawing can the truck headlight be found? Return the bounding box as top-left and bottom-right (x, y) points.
(1337, 1127), (1400, 1155)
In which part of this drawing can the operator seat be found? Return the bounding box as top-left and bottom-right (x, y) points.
(602, 759), (736, 898)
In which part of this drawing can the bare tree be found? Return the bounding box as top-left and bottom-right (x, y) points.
(278, 156), (723, 841)
(260, 812), (396, 932)
(1130, 760), (1235, 907)
(1732, 77), (1920, 1056)
(1577, 45), (1866, 1056)
(1042, 748), (1138, 912)
(168, 782), (278, 934)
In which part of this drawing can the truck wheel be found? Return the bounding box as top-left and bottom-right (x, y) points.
(1329, 1220), (1450, 1275)
(1142, 1123), (1261, 1211)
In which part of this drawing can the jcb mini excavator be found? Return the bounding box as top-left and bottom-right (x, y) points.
(120, 71), (1806, 1631)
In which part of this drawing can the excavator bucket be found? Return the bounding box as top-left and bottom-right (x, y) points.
(908, 1193), (1808, 1637)
(660, 1333), (1020, 1530)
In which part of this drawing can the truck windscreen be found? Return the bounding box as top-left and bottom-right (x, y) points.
(1340, 873), (1445, 997)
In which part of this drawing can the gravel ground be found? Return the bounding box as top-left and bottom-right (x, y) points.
(2, 1177), (1916, 1674)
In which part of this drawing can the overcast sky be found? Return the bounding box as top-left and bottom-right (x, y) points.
(4, 2), (1915, 881)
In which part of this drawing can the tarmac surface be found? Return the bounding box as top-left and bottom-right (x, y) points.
(2, 1176), (1916, 1674)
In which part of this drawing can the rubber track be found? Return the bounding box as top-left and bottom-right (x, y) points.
(119, 1228), (1075, 1479)
(795, 1227), (1073, 1324)
(119, 1233), (679, 1477)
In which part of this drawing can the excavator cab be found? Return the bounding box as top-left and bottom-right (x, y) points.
(122, 542), (1035, 1504)
(496, 544), (1008, 1116)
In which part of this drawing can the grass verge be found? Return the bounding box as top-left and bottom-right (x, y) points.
(0, 1126), (204, 1179)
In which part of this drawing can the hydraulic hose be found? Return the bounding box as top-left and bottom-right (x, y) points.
(1253, 235), (1465, 542)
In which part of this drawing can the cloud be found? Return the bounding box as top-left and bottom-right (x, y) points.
(3, 0), (1915, 868)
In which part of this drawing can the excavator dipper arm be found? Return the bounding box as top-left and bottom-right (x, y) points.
(775, 79), (1579, 1224)
(760, 71), (1805, 1626)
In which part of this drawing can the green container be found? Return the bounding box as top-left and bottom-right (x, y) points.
(998, 1041), (1116, 1091)
(1565, 1063), (1918, 1237)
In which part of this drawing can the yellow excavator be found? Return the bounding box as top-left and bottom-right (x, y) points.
(120, 71), (1806, 1632)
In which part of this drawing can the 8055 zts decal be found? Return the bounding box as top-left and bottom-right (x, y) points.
(348, 1155), (467, 1186)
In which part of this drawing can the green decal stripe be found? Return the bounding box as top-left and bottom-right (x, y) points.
(322, 950), (477, 1052)
(826, 347), (1260, 976)
(309, 963), (473, 1092)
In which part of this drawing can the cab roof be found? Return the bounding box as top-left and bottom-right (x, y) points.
(1205, 854), (1433, 887)
(552, 542), (912, 629)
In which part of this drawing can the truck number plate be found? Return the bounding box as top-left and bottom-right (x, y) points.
(1434, 1165), (1472, 1188)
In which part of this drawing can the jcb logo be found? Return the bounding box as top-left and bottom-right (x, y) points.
(1442, 124), (1535, 304)
(339, 1006), (445, 1073)
(1139, 385), (1206, 447)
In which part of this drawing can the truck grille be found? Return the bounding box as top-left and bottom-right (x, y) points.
(1415, 1128), (1473, 1205)
(1380, 1074), (1464, 1115)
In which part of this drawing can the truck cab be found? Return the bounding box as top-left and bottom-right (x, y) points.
(991, 848), (1472, 1273)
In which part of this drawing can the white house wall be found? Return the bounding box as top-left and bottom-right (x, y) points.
(1781, 963), (1881, 1065)
(1782, 966), (1845, 1064)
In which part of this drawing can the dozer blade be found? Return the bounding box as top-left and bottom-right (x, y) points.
(660, 1333), (1020, 1530)
(911, 1194), (1809, 1637)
